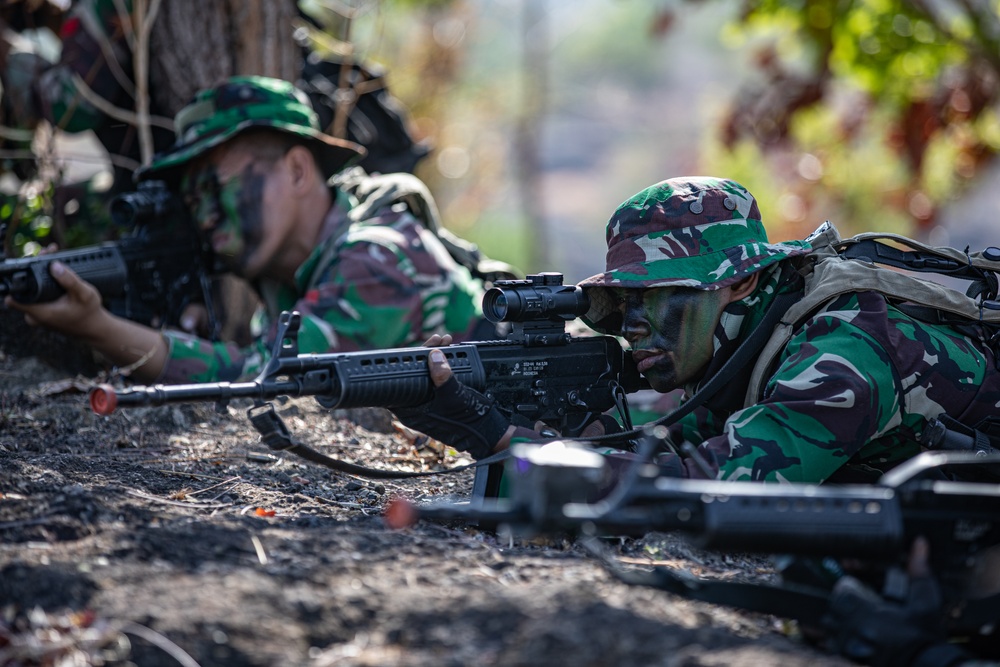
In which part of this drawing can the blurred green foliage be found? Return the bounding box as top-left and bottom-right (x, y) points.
(11, 0), (998, 270)
(701, 0), (1000, 237)
(0, 183), (54, 257)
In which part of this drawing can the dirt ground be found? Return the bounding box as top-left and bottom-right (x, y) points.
(0, 316), (853, 667)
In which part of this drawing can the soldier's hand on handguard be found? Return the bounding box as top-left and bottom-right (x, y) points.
(821, 537), (972, 667)
(179, 303), (211, 336)
(5, 260), (108, 339)
(394, 334), (522, 460)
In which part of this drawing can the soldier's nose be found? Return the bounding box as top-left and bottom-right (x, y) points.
(621, 313), (650, 344)
(198, 209), (220, 232)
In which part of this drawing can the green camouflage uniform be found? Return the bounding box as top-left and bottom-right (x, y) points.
(158, 186), (485, 383)
(578, 177), (1000, 483)
(139, 76), (488, 383)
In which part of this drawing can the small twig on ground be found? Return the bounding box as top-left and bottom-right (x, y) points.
(307, 495), (365, 510)
(251, 534), (268, 565)
(125, 489), (231, 510)
(120, 621), (202, 667)
(185, 475), (242, 497)
(0, 515), (56, 532)
(153, 469), (233, 482)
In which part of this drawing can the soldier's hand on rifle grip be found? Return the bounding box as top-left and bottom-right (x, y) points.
(421, 332), (459, 389)
(5, 260), (105, 338)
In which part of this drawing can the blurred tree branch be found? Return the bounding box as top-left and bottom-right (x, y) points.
(672, 0), (1000, 234)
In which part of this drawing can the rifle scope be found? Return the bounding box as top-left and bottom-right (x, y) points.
(483, 272), (589, 323)
(109, 180), (182, 227)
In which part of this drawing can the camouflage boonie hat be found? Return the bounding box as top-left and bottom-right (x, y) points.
(137, 75), (365, 182)
(578, 177), (812, 333)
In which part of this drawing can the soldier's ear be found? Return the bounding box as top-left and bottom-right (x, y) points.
(727, 272), (759, 302)
(285, 145), (319, 190)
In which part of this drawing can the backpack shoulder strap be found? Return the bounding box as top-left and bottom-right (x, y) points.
(745, 223), (1000, 405)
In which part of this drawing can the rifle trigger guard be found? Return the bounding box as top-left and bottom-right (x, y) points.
(612, 382), (632, 432)
(199, 271), (222, 342)
(247, 403), (295, 452)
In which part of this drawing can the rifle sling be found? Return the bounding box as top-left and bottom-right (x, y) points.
(247, 402), (510, 480)
(582, 537), (831, 624)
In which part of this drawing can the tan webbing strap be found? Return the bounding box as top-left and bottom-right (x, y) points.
(745, 224), (1000, 405)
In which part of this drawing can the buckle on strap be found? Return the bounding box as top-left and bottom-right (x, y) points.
(247, 403), (295, 451)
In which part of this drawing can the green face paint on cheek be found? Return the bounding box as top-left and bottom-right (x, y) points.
(183, 166), (243, 265)
(183, 162), (270, 273)
(223, 165), (269, 265)
(183, 167), (221, 233)
(667, 293), (724, 383)
(630, 287), (727, 390)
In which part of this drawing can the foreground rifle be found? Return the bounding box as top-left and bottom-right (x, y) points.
(90, 273), (647, 440)
(0, 180), (219, 333)
(388, 443), (1000, 648)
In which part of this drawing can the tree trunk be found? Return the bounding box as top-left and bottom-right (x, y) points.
(143, 0), (302, 346)
(147, 0), (301, 116)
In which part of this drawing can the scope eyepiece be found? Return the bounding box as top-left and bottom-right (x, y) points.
(109, 180), (179, 227)
(482, 272), (589, 323)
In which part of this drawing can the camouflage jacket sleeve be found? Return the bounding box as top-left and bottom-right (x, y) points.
(279, 209), (484, 355)
(157, 332), (268, 384)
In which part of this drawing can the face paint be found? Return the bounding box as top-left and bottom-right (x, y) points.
(182, 160), (270, 275)
(616, 286), (729, 392)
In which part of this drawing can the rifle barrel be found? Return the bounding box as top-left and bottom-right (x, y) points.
(89, 344), (490, 415)
(89, 380), (302, 415)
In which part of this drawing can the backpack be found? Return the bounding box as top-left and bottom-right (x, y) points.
(298, 53), (431, 176)
(330, 167), (523, 286)
(747, 222), (1000, 406)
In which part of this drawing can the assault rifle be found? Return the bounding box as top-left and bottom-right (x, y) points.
(388, 444), (1000, 648)
(0, 180), (219, 333)
(89, 272), (647, 441)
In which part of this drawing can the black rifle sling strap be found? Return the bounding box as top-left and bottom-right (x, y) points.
(247, 402), (510, 479)
(594, 541), (1000, 638)
(598, 547), (1000, 635)
(605, 559), (832, 627)
(580, 537), (831, 624)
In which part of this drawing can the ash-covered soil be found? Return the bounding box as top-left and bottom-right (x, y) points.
(0, 329), (851, 666)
